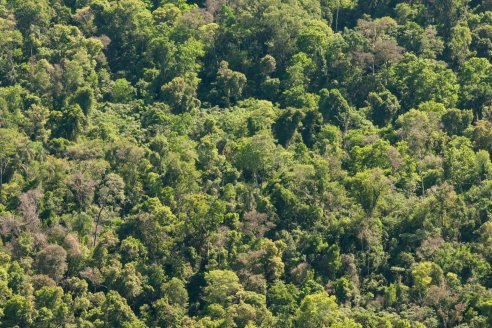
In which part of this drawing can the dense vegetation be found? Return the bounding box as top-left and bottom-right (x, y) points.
(0, 0), (492, 327)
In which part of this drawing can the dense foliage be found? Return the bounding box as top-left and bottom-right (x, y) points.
(0, 0), (492, 327)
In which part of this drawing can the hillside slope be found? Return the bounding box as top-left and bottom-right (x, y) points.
(0, 0), (492, 327)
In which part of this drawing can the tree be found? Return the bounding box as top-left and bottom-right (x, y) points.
(203, 270), (243, 307)
(12, 0), (54, 37)
(162, 277), (188, 308)
(0, 1), (490, 326)
(35, 244), (68, 281)
(319, 88), (352, 129)
(96, 0), (153, 79)
(330, 318), (362, 328)
(70, 86), (95, 116)
(333, 277), (356, 304)
(390, 54), (459, 110)
(259, 55), (276, 76)
(396, 108), (437, 151)
(320, 0), (357, 30)
(215, 61), (247, 106)
(24, 104), (51, 142)
(2, 294), (34, 327)
(444, 137), (479, 191)
(93, 173), (125, 246)
(397, 23), (444, 59)
(366, 90), (400, 127)
(267, 281), (299, 316)
(34, 286), (70, 326)
(68, 172), (97, 210)
(425, 284), (465, 328)
(297, 20), (332, 57)
(448, 23), (472, 66)
(350, 139), (392, 173)
(473, 120), (492, 154)
(354, 17), (403, 74)
(0, 14), (23, 84)
(294, 292), (339, 328)
(427, 0), (470, 36)
(0, 128), (28, 202)
(296, 20), (332, 75)
(151, 297), (188, 328)
(272, 109), (303, 147)
(348, 168), (391, 216)
(411, 261), (444, 299)
(235, 132), (277, 187)
(180, 193), (226, 250)
(441, 108), (473, 136)
(282, 53), (318, 108)
(396, 108), (436, 194)
(241, 211), (275, 239)
(459, 58), (492, 119)
(52, 104), (86, 140)
(471, 22), (492, 58)
(100, 291), (145, 328)
(236, 238), (285, 290)
(119, 210), (173, 259)
(301, 109), (323, 148)
(111, 78), (136, 103)
(161, 73), (200, 113)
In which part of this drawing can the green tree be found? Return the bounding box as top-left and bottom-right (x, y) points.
(52, 104), (86, 140)
(272, 109), (303, 147)
(319, 88), (352, 129)
(93, 173), (125, 246)
(294, 292), (339, 328)
(111, 79), (136, 103)
(0, 14), (23, 84)
(151, 297), (188, 328)
(161, 73), (200, 113)
(2, 295), (34, 327)
(366, 90), (400, 127)
(12, 0), (54, 38)
(100, 291), (145, 328)
(390, 54), (459, 110)
(235, 132), (277, 187)
(162, 277), (188, 308)
(448, 23), (472, 66)
(473, 120), (492, 154)
(411, 261), (444, 299)
(459, 58), (492, 119)
(444, 137), (479, 191)
(441, 108), (473, 136)
(70, 86), (95, 116)
(215, 61), (247, 107)
(203, 270), (243, 307)
(0, 128), (28, 202)
(282, 53), (318, 108)
(348, 168), (391, 216)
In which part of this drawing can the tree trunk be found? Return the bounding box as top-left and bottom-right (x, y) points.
(93, 206), (104, 247)
(0, 170), (3, 204)
(335, 0), (340, 31)
(0, 161), (4, 204)
(418, 153), (425, 197)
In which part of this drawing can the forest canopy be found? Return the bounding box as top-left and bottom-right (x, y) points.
(0, 0), (492, 327)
